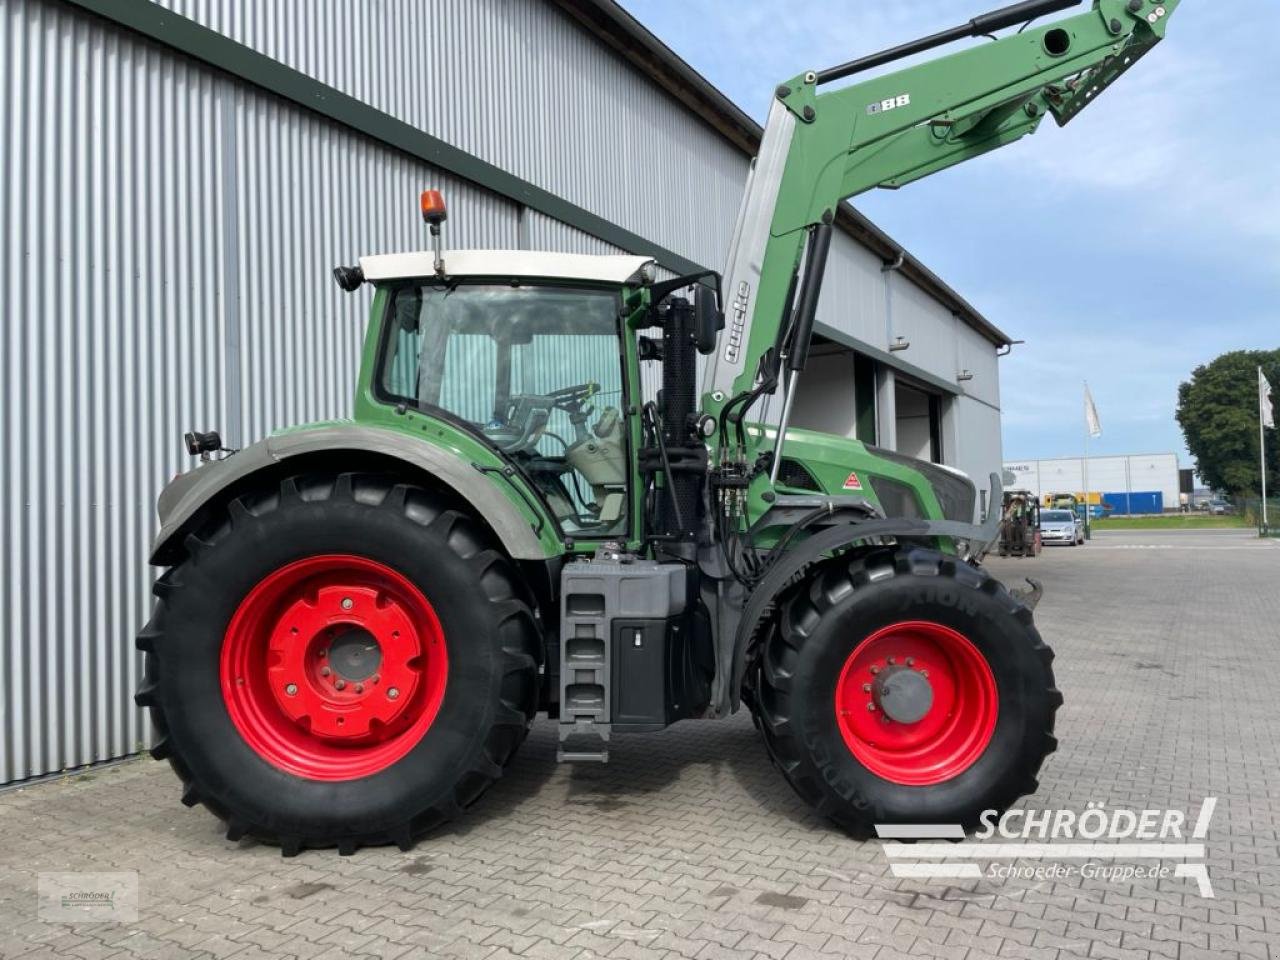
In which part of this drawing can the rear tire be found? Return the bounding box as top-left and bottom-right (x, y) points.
(750, 546), (1060, 836)
(135, 472), (541, 854)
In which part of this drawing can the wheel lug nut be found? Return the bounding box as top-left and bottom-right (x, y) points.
(334, 679), (347, 691)
(320, 667), (331, 677)
(870, 665), (880, 675)
(887, 657), (896, 665)
(284, 683), (298, 696)
(862, 683), (871, 693)
(387, 687), (400, 700)
(906, 657), (915, 667)
(355, 683), (364, 693)
(341, 597), (354, 610)
(866, 703), (876, 712)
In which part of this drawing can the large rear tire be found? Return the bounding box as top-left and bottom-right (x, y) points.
(750, 545), (1060, 835)
(135, 472), (541, 854)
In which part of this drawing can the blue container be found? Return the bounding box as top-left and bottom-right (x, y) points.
(1102, 491), (1163, 515)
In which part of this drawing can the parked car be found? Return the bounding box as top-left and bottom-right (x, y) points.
(1208, 499), (1234, 515)
(1040, 509), (1084, 546)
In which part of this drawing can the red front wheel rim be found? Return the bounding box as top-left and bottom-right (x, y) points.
(220, 555), (448, 781)
(834, 621), (997, 786)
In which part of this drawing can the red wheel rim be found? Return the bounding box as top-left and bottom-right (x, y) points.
(834, 621), (997, 786)
(220, 555), (448, 780)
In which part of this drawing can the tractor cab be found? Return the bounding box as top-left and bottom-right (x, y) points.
(356, 248), (655, 538)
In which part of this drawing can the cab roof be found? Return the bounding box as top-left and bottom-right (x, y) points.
(359, 249), (656, 285)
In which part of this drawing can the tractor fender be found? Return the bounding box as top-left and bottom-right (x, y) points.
(728, 472), (1003, 712)
(150, 423), (551, 564)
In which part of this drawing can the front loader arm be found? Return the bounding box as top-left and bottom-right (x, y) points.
(705, 0), (1179, 406)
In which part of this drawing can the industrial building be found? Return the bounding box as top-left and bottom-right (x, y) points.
(1003, 454), (1183, 514)
(0, 0), (1013, 784)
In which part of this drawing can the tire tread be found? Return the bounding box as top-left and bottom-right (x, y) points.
(136, 471), (541, 854)
(748, 545), (1060, 835)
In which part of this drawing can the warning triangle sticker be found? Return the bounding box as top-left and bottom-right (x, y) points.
(843, 472), (862, 490)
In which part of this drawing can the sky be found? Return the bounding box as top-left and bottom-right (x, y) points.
(623, 0), (1279, 465)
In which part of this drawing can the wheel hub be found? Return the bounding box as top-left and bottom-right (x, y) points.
(267, 583), (422, 740)
(221, 555), (448, 781)
(328, 627), (383, 681)
(872, 664), (934, 724)
(834, 621), (998, 786)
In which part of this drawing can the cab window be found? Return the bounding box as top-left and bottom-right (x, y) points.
(381, 283), (629, 537)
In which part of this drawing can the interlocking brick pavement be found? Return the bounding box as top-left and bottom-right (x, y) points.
(1, 528), (1278, 959)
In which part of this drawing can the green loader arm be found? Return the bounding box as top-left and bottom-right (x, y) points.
(705, 0), (1179, 409)
(774, 0), (1178, 226)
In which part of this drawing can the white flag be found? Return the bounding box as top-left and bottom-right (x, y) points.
(1262, 367), (1275, 429)
(1084, 383), (1102, 438)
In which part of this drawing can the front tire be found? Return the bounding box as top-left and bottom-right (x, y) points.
(135, 472), (541, 854)
(751, 546), (1060, 835)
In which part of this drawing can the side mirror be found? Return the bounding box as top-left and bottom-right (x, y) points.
(693, 284), (723, 355)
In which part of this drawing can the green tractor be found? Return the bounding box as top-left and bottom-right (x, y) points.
(137, 0), (1178, 853)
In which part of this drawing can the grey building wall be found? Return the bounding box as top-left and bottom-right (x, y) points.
(1004, 454), (1181, 510)
(0, 0), (1007, 783)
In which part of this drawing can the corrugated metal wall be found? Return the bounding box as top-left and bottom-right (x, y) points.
(2, 0), (224, 782)
(0, 0), (532, 782)
(151, 0), (749, 274)
(0, 0), (1004, 783)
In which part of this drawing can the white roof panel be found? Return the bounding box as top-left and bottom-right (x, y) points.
(359, 249), (654, 284)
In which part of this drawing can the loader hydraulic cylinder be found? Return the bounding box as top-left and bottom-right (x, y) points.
(816, 0), (1083, 84)
(785, 223), (833, 376)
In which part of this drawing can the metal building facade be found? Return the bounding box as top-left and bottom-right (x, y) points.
(0, 0), (1009, 784)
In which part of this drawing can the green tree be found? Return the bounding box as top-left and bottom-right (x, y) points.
(1176, 349), (1280, 496)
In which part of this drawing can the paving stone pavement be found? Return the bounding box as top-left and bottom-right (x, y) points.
(1, 529), (1278, 960)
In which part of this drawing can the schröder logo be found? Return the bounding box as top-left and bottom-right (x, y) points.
(976, 801), (1198, 840)
(877, 797), (1217, 898)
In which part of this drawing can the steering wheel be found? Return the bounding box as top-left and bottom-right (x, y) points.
(483, 382), (601, 454)
(546, 381), (600, 412)
(547, 381), (600, 444)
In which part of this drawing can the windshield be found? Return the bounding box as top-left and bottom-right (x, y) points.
(380, 283), (629, 537)
(1042, 510), (1075, 522)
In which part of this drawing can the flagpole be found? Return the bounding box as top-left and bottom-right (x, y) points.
(1262, 413), (1269, 529)
(1083, 426), (1090, 538)
(1083, 381), (1091, 538)
(1262, 367), (1270, 530)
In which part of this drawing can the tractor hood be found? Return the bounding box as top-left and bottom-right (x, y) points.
(758, 426), (979, 525)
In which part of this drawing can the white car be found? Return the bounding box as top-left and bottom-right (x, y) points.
(1040, 509), (1084, 546)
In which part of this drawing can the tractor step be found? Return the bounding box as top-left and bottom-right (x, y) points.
(558, 561), (615, 763)
(558, 752), (609, 763)
(557, 720), (610, 764)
